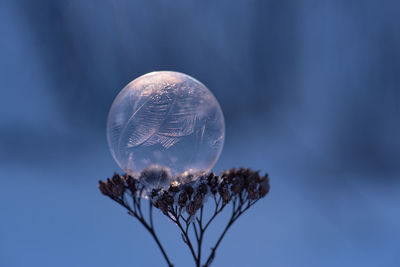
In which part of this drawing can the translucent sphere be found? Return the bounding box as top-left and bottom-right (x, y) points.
(107, 71), (225, 189)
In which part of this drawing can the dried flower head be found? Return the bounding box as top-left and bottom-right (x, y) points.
(98, 168), (270, 267)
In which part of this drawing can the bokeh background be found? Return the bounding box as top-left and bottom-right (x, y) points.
(1, 1), (399, 266)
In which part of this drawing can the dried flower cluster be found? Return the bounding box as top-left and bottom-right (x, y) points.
(99, 168), (270, 267)
(150, 168), (269, 217)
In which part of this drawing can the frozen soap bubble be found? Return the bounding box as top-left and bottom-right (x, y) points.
(107, 71), (225, 189)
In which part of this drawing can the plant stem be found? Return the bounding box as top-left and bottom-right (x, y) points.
(203, 214), (234, 267)
(171, 215), (198, 263)
(196, 206), (204, 267)
(202, 198), (258, 267)
(117, 198), (174, 267)
(147, 225), (174, 267)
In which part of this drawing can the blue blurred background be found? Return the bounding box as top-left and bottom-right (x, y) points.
(1, 1), (399, 266)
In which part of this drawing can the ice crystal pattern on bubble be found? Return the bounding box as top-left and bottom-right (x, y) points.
(107, 71), (225, 189)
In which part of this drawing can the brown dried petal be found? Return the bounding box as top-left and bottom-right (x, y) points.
(168, 185), (180, 193)
(221, 190), (231, 203)
(125, 175), (137, 193)
(197, 183), (208, 195)
(178, 192), (188, 207)
(258, 176), (270, 197)
(219, 183), (231, 203)
(164, 193), (174, 206)
(156, 199), (168, 215)
(186, 201), (197, 216)
(207, 175), (219, 194)
(184, 185), (194, 197)
(151, 188), (160, 199)
(231, 176), (244, 195)
(98, 181), (109, 196)
(193, 193), (204, 206)
(111, 183), (124, 198)
(247, 189), (258, 200)
(207, 172), (215, 182)
(111, 173), (123, 185)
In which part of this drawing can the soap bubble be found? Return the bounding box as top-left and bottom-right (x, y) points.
(107, 71), (225, 189)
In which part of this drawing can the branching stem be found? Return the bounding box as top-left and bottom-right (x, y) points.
(99, 168), (270, 267)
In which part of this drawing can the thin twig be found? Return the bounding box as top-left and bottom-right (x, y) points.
(110, 196), (174, 267)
